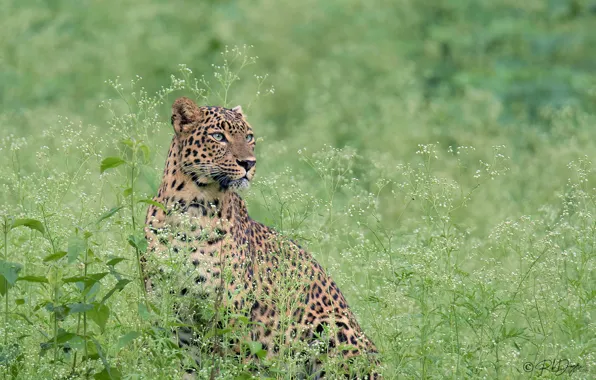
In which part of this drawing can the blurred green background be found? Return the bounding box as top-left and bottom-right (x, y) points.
(3, 0), (595, 128)
(2, 0), (595, 201)
(3, 0), (596, 228)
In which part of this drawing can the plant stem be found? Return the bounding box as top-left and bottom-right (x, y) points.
(41, 208), (59, 378)
(3, 218), (8, 380)
(71, 315), (81, 376)
(83, 244), (88, 370)
(130, 146), (148, 310)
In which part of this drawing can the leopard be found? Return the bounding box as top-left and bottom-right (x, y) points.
(144, 97), (380, 378)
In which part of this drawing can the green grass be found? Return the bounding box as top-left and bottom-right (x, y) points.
(1, 0), (595, 378)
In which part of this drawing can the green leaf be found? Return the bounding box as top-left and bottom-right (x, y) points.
(11, 219), (45, 235)
(88, 272), (109, 282)
(255, 349), (267, 359)
(229, 314), (250, 325)
(62, 276), (86, 283)
(82, 282), (101, 300)
(205, 328), (233, 339)
(68, 235), (86, 264)
(65, 273), (106, 298)
(137, 302), (151, 320)
(123, 187), (133, 197)
(40, 330), (77, 355)
(85, 248), (99, 264)
(94, 366), (122, 380)
(116, 331), (141, 350)
(120, 138), (134, 148)
(127, 235), (147, 252)
(80, 343), (100, 361)
(17, 276), (48, 284)
(56, 330), (76, 344)
(139, 144), (150, 164)
(13, 313), (33, 325)
(43, 251), (67, 263)
(63, 272), (108, 284)
(88, 304), (110, 332)
(15, 299), (24, 305)
(90, 337), (118, 380)
(68, 303), (94, 313)
(40, 329), (76, 354)
(100, 157), (126, 173)
(101, 279), (131, 304)
(45, 303), (70, 320)
(137, 199), (166, 212)
(68, 335), (85, 351)
(96, 206), (124, 225)
(245, 341), (263, 356)
(501, 326), (526, 339)
(105, 257), (126, 267)
(147, 302), (160, 314)
(0, 261), (23, 285)
(68, 337), (98, 361)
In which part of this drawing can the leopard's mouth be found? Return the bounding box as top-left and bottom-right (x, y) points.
(215, 174), (250, 191)
(229, 177), (250, 190)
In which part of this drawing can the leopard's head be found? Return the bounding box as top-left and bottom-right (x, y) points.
(171, 97), (256, 191)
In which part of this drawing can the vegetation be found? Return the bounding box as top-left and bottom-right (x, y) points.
(1, 0), (595, 378)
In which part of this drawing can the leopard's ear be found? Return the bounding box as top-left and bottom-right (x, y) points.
(232, 105), (245, 118)
(172, 97), (204, 135)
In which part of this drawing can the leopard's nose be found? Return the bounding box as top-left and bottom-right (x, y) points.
(237, 159), (256, 171)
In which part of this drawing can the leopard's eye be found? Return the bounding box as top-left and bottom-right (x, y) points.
(211, 133), (225, 142)
(246, 134), (254, 143)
